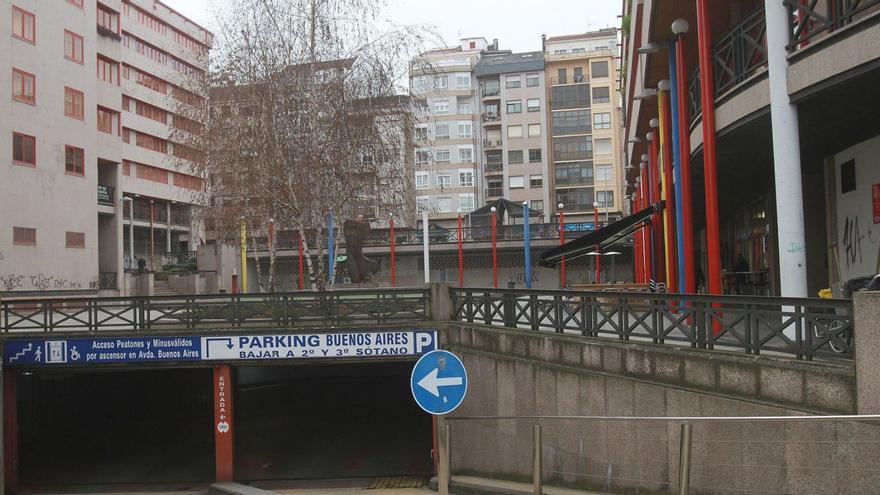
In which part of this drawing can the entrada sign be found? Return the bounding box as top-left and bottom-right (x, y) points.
(3, 330), (437, 366)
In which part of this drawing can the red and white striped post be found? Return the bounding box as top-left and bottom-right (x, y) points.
(558, 203), (566, 287)
(490, 206), (498, 288)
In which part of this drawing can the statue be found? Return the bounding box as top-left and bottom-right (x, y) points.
(343, 216), (378, 283)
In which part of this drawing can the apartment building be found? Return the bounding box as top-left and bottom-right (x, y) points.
(1, 0), (212, 296)
(475, 50), (550, 221)
(543, 29), (623, 227)
(410, 38), (487, 227)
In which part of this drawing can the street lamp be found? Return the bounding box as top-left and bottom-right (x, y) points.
(671, 18), (690, 37)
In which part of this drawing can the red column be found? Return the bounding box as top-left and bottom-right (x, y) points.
(298, 235), (304, 290)
(675, 35), (697, 294)
(491, 210), (498, 288)
(4, 369), (18, 493)
(214, 364), (234, 481)
(661, 90), (679, 293)
(457, 213), (464, 288)
(640, 164), (652, 282)
(558, 207), (566, 287)
(696, 0), (722, 299)
(593, 205), (601, 284)
(649, 131), (666, 284)
(389, 218), (396, 287)
(633, 193), (642, 283)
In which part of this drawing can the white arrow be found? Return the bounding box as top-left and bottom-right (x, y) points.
(417, 368), (463, 397)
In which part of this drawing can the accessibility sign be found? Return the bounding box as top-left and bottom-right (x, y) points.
(3, 330), (438, 366)
(410, 350), (468, 415)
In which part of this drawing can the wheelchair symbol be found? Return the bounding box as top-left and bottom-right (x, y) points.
(70, 346), (81, 361)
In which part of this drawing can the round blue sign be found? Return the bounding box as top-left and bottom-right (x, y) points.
(410, 350), (468, 415)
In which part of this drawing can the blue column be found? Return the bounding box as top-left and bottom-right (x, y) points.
(523, 203), (532, 289)
(668, 41), (687, 293)
(327, 212), (335, 283)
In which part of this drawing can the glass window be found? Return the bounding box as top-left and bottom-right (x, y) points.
(416, 197), (430, 212)
(482, 79), (500, 96)
(416, 150), (430, 164)
(505, 75), (521, 88)
(509, 176), (524, 188)
(556, 187), (595, 212)
(435, 123), (450, 140)
(459, 193), (475, 212)
(529, 149), (542, 162)
(595, 165), (613, 181)
(554, 136), (592, 161)
(531, 200), (544, 212)
(437, 197), (453, 212)
(12, 7), (35, 43)
(434, 99), (449, 114)
(551, 85), (590, 110)
(64, 30), (84, 63)
(66, 231), (86, 248)
(527, 99), (540, 112)
(552, 109), (591, 135)
(592, 86), (610, 104)
(458, 147), (473, 162)
(456, 74), (471, 89)
(528, 124), (541, 138)
(573, 67), (584, 83)
(434, 76), (448, 90)
(457, 122), (472, 139)
(12, 132), (36, 166)
(529, 175), (543, 188)
(415, 172), (429, 189)
(13, 226), (36, 245)
(12, 69), (35, 104)
(97, 107), (115, 134)
(596, 190), (614, 207)
(554, 161), (593, 186)
(594, 138), (613, 155)
(436, 174), (451, 189)
(459, 170), (474, 187)
(65, 145), (85, 175)
(591, 61), (609, 78)
(557, 68), (567, 84)
(593, 112), (611, 129)
(506, 100), (522, 114)
(435, 149), (450, 164)
(507, 125), (523, 139)
(97, 5), (119, 33)
(64, 87), (84, 119)
(457, 102), (472, 114)
(526, 73), (539, 87)
(67, 0), (84, 7)
(415, 127), (428, 141)
(508, 150), (523, 164)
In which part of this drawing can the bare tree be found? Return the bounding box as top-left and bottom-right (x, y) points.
(175, 0), (434, 291)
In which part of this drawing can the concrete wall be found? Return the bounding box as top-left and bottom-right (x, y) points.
(441, 322), (871, 494)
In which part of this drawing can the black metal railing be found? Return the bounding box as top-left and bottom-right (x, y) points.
(786, 0), (880, 51)
(688, 7), (767, 123)
(1, 288), (429, 333)
(451, 288), (854, 361)
(163, 251), (198, 266)
(97, 185), (115, 205)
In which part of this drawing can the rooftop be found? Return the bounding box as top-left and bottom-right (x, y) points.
(545, 28), (618, 43)
(474, 51), (545, 77)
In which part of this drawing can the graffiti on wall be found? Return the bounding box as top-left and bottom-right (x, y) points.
(0, 273), (84, 291)
(842, 215), (864, 269)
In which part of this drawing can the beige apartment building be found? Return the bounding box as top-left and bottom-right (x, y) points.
(1, 0), (212, 296)
(544, 29), (623, 228)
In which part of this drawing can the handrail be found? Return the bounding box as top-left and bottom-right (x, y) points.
(444, 414), (880, 422)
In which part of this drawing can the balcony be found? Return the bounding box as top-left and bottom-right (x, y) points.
(549, 75), (587, 86)
(481, 87), (501, 98)
(97, 185), (115, 205)
(481, 112), (501, 124)
(96, 25), (122, 42)
(786, 0), (880, 51)
(483, 138), (503, 149)
(485, 187), (503, 198)
(485, 163), (504, 174)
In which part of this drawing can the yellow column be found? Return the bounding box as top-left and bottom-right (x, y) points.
(658, 92), (673, 281)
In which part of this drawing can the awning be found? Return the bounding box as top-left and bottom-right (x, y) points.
(539, 202), (664, 267)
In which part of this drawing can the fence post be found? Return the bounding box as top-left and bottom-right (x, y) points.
(678, 423), (693, 495)
(427, 283), (454, 322)
(503, 291), (516, 328)
(438, 416), (450, 495)
(855, 292), (880, 414)
(533, 424), (542, 495)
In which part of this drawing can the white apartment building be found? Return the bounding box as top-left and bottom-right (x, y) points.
(1, 0), (212, 296)
(410, 37), (488, 227)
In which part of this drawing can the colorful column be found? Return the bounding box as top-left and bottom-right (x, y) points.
(214, 365), (234, 481)
(523, 202), (532, 289)
(658, 83), (678, 293)
(648, 127), (666, 285)
(327, 213), (335, 283)
(633, 192), (642, 283)
(490, 207), (498, 288)
(668, 43), (687, 293)
(673, 19), (697, 294)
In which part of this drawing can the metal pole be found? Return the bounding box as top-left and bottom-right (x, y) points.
(389, 217), (396, 287)
(457, 212), (464, 288)
(422, 210), (430, 284)
(166, 202), (172, 254)
(438, 416), (450, 495)
(678, 423), (693, 494)
(558, 204), (566, 287)
(491, 207), (498, 288)
(240, 219), (248, 293)
(327, 212), (335, 284)
(532, 424), (542, 495)
(633, 192), (641, 283)
(523, 202), (532, 289)
(658, 87), (679, 293)
(674, 27), (696, 295)
(593, 203), (601, 284)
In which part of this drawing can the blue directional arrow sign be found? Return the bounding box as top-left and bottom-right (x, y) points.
(410, 350), (467, 415)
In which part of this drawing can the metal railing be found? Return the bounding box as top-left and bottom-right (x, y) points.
(481, 112), (501, 123)
(483, 138), (503, 148)
(786, 0), (880, 51)
(438, 414), (880, 495)
(97, 185), (115, 205)
(451, 288), (854, 360)
(1, 288), (429, 333)
(481, 87), (501, 97)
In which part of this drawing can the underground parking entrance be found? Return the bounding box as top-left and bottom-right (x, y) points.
(11, 359), (434, 491)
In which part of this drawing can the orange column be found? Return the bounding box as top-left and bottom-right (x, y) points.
(214, 365), (234, 481)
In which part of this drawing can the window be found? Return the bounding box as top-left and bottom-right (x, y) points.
(12, 69), (35, 104)
(554, 136), (592, 161)
(572, 47), (586, 53)
(434, 76), (448, 90)
(591, 61), (609, 78)
(97, 107), (116, 134)
(551, 85), (590, 110)
(508, 150), (523, 164)
(65, 231), (85, 249)
(505, 75), (521, 89)
(12, 132), (35, 166)
(592, 86), (610, 104)
(529, 149), (542, 163)
(415, 172), (429, 190)
(435, 149), (450, 164)
(67, 0), (84, 7)
(458, 103), (472, 114)
(97, 5), (119, 33)
(12, 6), (35, 43)
(509, 176), (524, 189)
(459, 193), (475, 212)
(64, 87), (84, 119)
(123, 34), (168, 65)
(527, 98), (540, 112)
(416, 150), (430, 165)
(173, 173), (204, 191)
(840, 160), (856, 193)
(528, 124), (541, 138)
(596, 190), (614, 207)
(506, 100), (522, 114)
(415, 127), (428, 141)
(97, 56), (119, 84)
(436, 174), (452, 189)
(135, 131), (167, 153)
(124, 65), (168, 94)
(437, 197), (453, 213)
(459, 170), (474, 187)
(526, 73), (539, 87)
(531, 200), (544, 212)
(13, 227), (36, 246)
(593, 112), (611, 129)
(557, 68), (567, 84)
(594, 138), (613, 155)
(458, 147), (473, 163)
(573, 67), (584, 83)
(555, 161), (593, 186)
(552, 109), (591, 135)
(416, 197), (430, 212)
(507, 125), (523, 139)
(65, 145), (84, 176)
(556, 187), (595, 212)
(435, 124), (450, 140)
(595, 165), (613, 181)
(529, 175), (543, 188)
(412, 76), (428, 93)
(434, 99), (449, 114)
(487, 179), (503, 197)
(456, 74), (471, 89)
(457, 122), (472, 139)
(136, 163), (168, 183)
(64, 30), (84, 64)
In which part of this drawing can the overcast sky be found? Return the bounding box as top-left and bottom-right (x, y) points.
(165, 0), (621, 53)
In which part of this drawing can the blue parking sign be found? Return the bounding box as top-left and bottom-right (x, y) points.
(410, 350), (467, 415)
